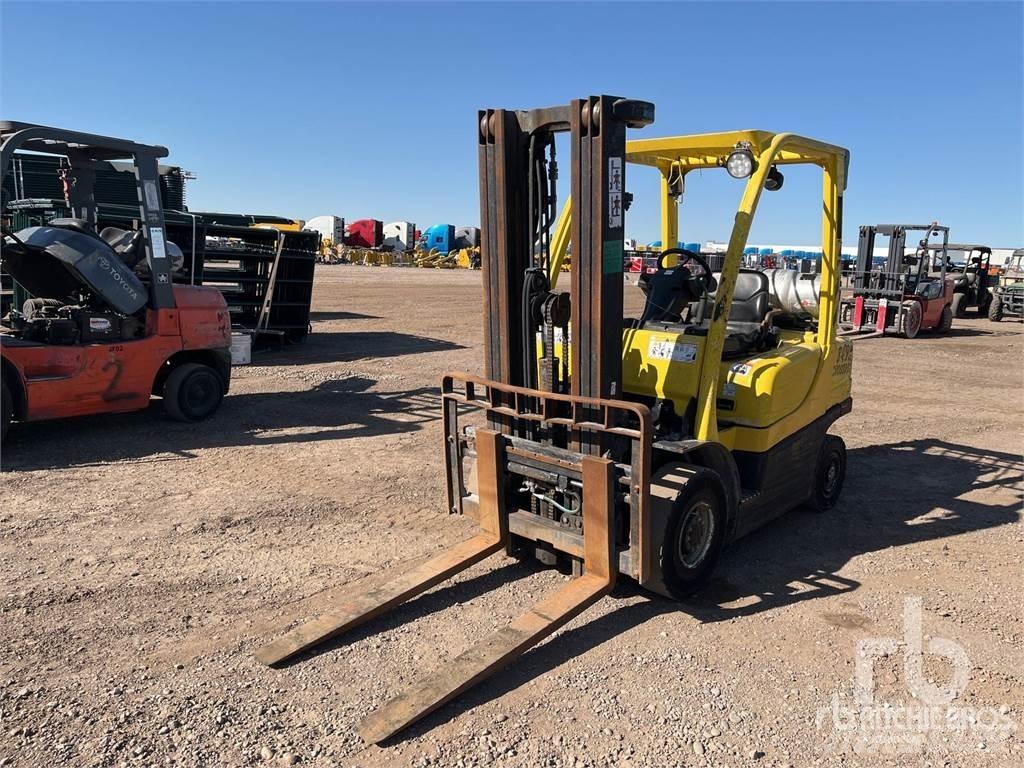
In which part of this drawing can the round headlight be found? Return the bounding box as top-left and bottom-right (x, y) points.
(725, 147), (756, 179)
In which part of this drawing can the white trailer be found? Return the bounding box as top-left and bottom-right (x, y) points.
(383, 221), (416, 252)
(304, 215), (345, 248)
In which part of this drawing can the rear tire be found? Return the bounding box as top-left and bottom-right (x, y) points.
(988, 295), (1003, 322)
(162, 363), (224, 422)
(809, 435), (846, 513)
(951, 293), (966, 318)
(1, 378), (12, 443)
(937, 305), (953, 334)
(660, 480), (727, 598)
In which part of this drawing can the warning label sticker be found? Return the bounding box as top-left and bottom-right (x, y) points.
(608, 157), (623, 228)
(149, 227), (167, 260)
(730, 362), (752, 376)
(647, 337), (698, 363)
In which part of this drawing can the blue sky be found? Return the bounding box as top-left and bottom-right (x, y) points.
(2, 1), (1022, 246)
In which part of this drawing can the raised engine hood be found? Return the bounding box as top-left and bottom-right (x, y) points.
(3, 226), (148, 315)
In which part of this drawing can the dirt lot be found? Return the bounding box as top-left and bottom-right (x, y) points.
(1, 265), (1022, 768)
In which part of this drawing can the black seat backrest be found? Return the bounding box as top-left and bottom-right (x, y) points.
(686, 269), (770, 325)
(729, 270), (770, 323)
(100, 227), (144, 268)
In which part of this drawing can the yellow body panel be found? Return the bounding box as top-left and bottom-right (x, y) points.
(621, 328), (852, 453)
(547, 327), (852, 454)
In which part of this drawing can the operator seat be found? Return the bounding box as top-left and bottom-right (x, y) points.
(719, 269), (776, 358)
(688, 269), (771, 329)
(99, 227), (144, 269)
(48, 219), (144, 268)
(684, 269), (777, 359)
(725, 270), (771, 329)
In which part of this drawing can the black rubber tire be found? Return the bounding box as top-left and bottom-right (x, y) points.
(951, 292), (966, 319)
(162, 363), (224, 422)
(937, 305), (953, 334)
(898, 301), (922, 339)
(988, 295), (1003, 322)
(809, 435), (847, 513)
(1, 378), (12, 444)
(660, 480), (727, 599)
(978, 292), (992, 318)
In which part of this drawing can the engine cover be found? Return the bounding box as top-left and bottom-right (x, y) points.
(7, 226), (148, 315)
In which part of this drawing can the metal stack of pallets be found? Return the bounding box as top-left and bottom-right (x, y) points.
(2, 199), (318, 341)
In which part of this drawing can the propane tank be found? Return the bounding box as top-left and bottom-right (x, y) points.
(763, 268), (821, 318)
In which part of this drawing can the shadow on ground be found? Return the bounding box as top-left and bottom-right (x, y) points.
(2, 376), (442, 470)
(308, 310), (381, 321)
(248, 330), (465, 367)
(270, 438), (1021, 742)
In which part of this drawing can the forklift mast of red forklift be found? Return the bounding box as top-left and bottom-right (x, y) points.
(853, 223), (949, 294)
(0, 121), (176, 310)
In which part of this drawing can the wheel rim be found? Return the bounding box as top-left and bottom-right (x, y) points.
(823, 457), (841, 498)
(183, 373), (218, 415)
(677, 500), (715, 569)
(902, 304), (921, 336)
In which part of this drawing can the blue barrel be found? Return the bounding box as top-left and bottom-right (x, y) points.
(760, 248), (773, 256)
(685, 242), (700, 253)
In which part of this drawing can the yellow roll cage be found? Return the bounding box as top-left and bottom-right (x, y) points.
(548, 130), (850, 443)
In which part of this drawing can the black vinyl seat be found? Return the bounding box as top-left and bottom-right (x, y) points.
(726, 270), (771, 327)
(99, 227), (144, 268)
(687, 269), (775, 359)
(689, 269), (771, 329)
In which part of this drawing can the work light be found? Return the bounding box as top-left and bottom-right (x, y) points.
(765, 166), (785, 191)
(725, 144), (756, 179)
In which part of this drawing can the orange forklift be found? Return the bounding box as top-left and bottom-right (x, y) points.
(1, 122), (231, 443)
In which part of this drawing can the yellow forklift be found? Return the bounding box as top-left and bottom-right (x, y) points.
(256, 95), (854, 742)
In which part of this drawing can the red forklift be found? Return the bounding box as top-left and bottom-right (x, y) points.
(839, 223), (954, 339)
(1, 122), (232, 443)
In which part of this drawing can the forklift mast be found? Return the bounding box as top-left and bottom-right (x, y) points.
(0, 121), (176, 310)
(853, 223), (948, 296)
(477, 96), (654, 451)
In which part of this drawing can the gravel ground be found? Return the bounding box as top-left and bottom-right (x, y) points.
(1, 265), (1021, 768)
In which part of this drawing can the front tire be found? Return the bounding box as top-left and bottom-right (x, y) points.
(809, 435), (847, 512)
(162, 363), (224, 422)
(660, 480), (727, 598)
(899, 301), (922, 338)
(988, 295), (1003, 322)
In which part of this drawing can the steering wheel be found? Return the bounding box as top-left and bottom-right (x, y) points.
(657, 248), (717, 296)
